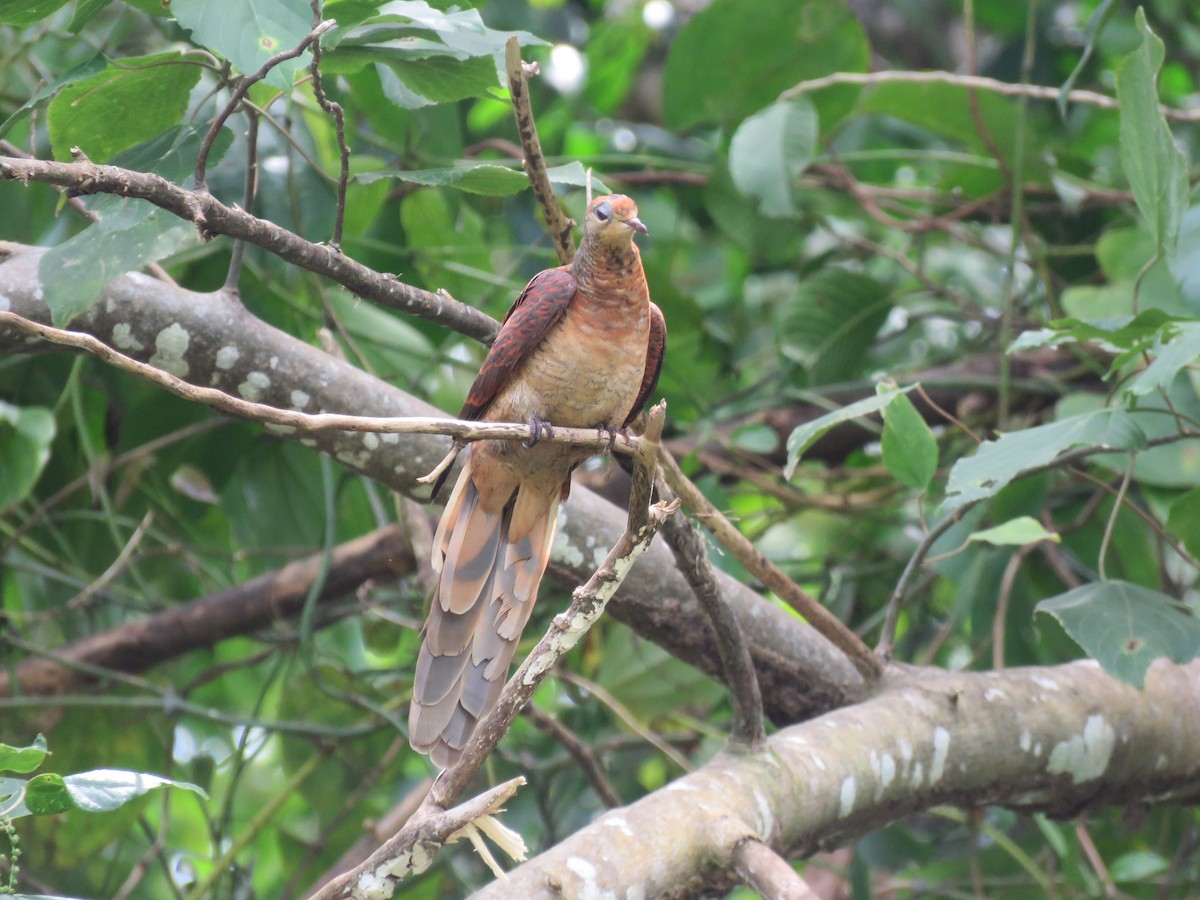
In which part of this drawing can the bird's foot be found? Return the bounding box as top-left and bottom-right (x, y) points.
(596, 423), (628, 455)
(524, 416), (555, 448)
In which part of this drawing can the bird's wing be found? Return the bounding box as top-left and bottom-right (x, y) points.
(459, 267), (577, 422)
(624, 301), (666, 426)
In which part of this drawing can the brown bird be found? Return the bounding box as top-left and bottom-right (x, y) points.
(409, 194), (666, 768)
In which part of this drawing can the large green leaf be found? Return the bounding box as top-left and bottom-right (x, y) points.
(0, 0), (69, 25)
(881, 391), (938, 491)
(0, 402), (56, 513)
(172, 0), (313, 91)
(1126, 321), (1200, 396)
(663, 0), (867, 130)
(0, 54), (105, 141)
(46, 53), (202, 162)
(728, 98), (818, 218)
(942, 409), (1148, 512)
(784, 385), (913, 479)
(1116, 10), (1188, 258)
(1166, 486), (1200, 559)
(62, 769), (207, 812)
(1036, 581), (1200, 687)
(779, 269), (892, 385)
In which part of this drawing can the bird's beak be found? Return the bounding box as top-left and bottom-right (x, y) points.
(626, 217), (649, 235)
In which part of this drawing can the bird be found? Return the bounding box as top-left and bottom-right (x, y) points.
(408, 194), (666, 768)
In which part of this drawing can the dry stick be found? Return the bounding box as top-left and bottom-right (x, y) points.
(0, 311), (638, 458)
(194, 19), (335, 189)
(523, 703), (623, 808)
(731, 839), (818, 900)
(505, 35), (575, 265)
(0, 157), (499, 343)
(309, 1), (350, 250)
(312, 404), (678, 900)
(779, 68), (1200, 122)
(305, 777), (527, 900)
(657, 446), (884, 681)
(658, 491), (766, 749)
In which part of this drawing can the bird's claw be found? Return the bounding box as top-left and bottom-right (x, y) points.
(596, 424), (627, 455)
(524, 416), (554, 448)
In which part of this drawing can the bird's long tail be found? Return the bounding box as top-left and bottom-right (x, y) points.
(408, 450), (561, 768)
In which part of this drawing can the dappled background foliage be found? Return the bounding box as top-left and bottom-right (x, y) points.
(3, 0), (1200, 896)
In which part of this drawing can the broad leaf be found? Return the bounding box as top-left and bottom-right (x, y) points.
(1008, 310), (1174, 357)
(0, 54), (106, 140)
(25, 773), (74, 815)
(1126, 321), (1200, 396)
(360, 163), (528, 195)
(881, 390), (938, 491)
(0, 402), (56, 513)
(1036, 580), (1200, 687)
(172, 0), (312, 91)
(0, 0), (69, 25)
(0, 734), (50, 774)
(967, 516), (1059, 547)
(729, 98), (818, 218)
(1166, 487), (1200, 559)
(1116, 10), (1188, 258)
(46, 53), (202, 162)
(663, 0), (867, 130)
(779, 269), (892, 385)
(942, 409), (1147, 512)
(784, 385), (913, 479)
(62, 769), (207, 812)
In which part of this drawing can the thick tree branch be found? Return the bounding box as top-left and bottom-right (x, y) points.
(0, 524), (413, 697)
(472, 660), (1200, 898)
(0, 241), (865, 722)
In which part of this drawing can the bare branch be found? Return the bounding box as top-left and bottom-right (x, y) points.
(505, 35), (575, 265)
(731, 839), (817, 900)
(309, 1), (350, 249)
(524, 703), (623, 808)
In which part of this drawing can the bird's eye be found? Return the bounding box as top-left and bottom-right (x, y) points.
(594, 202), (612, 222)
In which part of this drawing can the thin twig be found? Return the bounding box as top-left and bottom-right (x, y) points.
(1097, 453), (1135, 581)
(223, 110), (259, 293)
(780, 68), (1200, 122)
(523, 703), (623, 808)
(505, 35), (575, 265)
(309, 0), (349, 249)
(0, 310), (641, 457)
(195, 20), (335, 189)
(658, 499), (766, 749)
(657, 445), (884, 681)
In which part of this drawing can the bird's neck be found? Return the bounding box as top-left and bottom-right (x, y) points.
(572, 240), (645, 307)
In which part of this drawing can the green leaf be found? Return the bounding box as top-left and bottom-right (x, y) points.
(728, 98), (818, 218)
(0, 0), (69, 25)
(663, 0), (867, 130)
(1109, 850), (1170, 882)
(47, 53), (203, 162)
(1009, 310), (1174, 357)
(39, 124), (232, 324)
(172, 0), (312, 91)
(62, 769), (206, 812)
(359, 163), (528, 195)
(0, 54), (106, 141)
(0, 734), (50, 774)
(779, 269), (892, 385)
(881, 390), (938, 490)
(1166, 487), (1200, 559)
(1116, 9), (1189, 257)
(374, 54), (499, 108)
(966, 516), (1060, 547)
(784, 385), (913, 479)
(0, 402), (56, 513)
(25, 773), (75, 815)
(1126, 321), (1200, 396)
(942, 409), (1147, 513)
(1036, 580), (1200, 687)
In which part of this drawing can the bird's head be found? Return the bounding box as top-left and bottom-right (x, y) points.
(582, 194), (648, 249)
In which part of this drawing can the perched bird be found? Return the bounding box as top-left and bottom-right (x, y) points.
(409, 194), (666, 768)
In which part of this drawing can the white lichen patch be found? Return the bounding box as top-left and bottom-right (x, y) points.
(381, 432), (400, 444)
(897, 737), (913, 765)
(1031, 675), (1060, 691)
(909, 761), (924, 788)
(215, 345), (240, 369)
(1047, 714), (1115, 784)
(880, 753), (896, 790)
(291, 389), (310, 409)
(566, 856), (615, 900)
(839, 776), (857, 817)
(237, 371), (270, 402)
(553, 528), (585, 568)
(930, 727), (951, 782)
(1019, 729), (1032, 752)
(984, 688), (1006, 702)
(600, 816), (635, 837)
(111, 323), (144, 351)
(753, 787), (773, 837)
(149, 323), (190, 377)
(0, 293), (11, 311)
(363, 432), (380, 451)
(1156, 754), (1168, 770)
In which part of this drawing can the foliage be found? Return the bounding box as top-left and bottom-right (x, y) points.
(2, 0), (1200, 897)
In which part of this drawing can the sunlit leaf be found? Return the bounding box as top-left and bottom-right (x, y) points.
(729, 98), (818, 218)
(0, 402), (56, 513)
(881, 390), (938, 491)
(0, 734), (50, 774)
(966, 516), (1059, 547)
(784, 385), (913, 479)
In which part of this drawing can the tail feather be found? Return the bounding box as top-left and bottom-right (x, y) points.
(409, 454), (563, 768)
